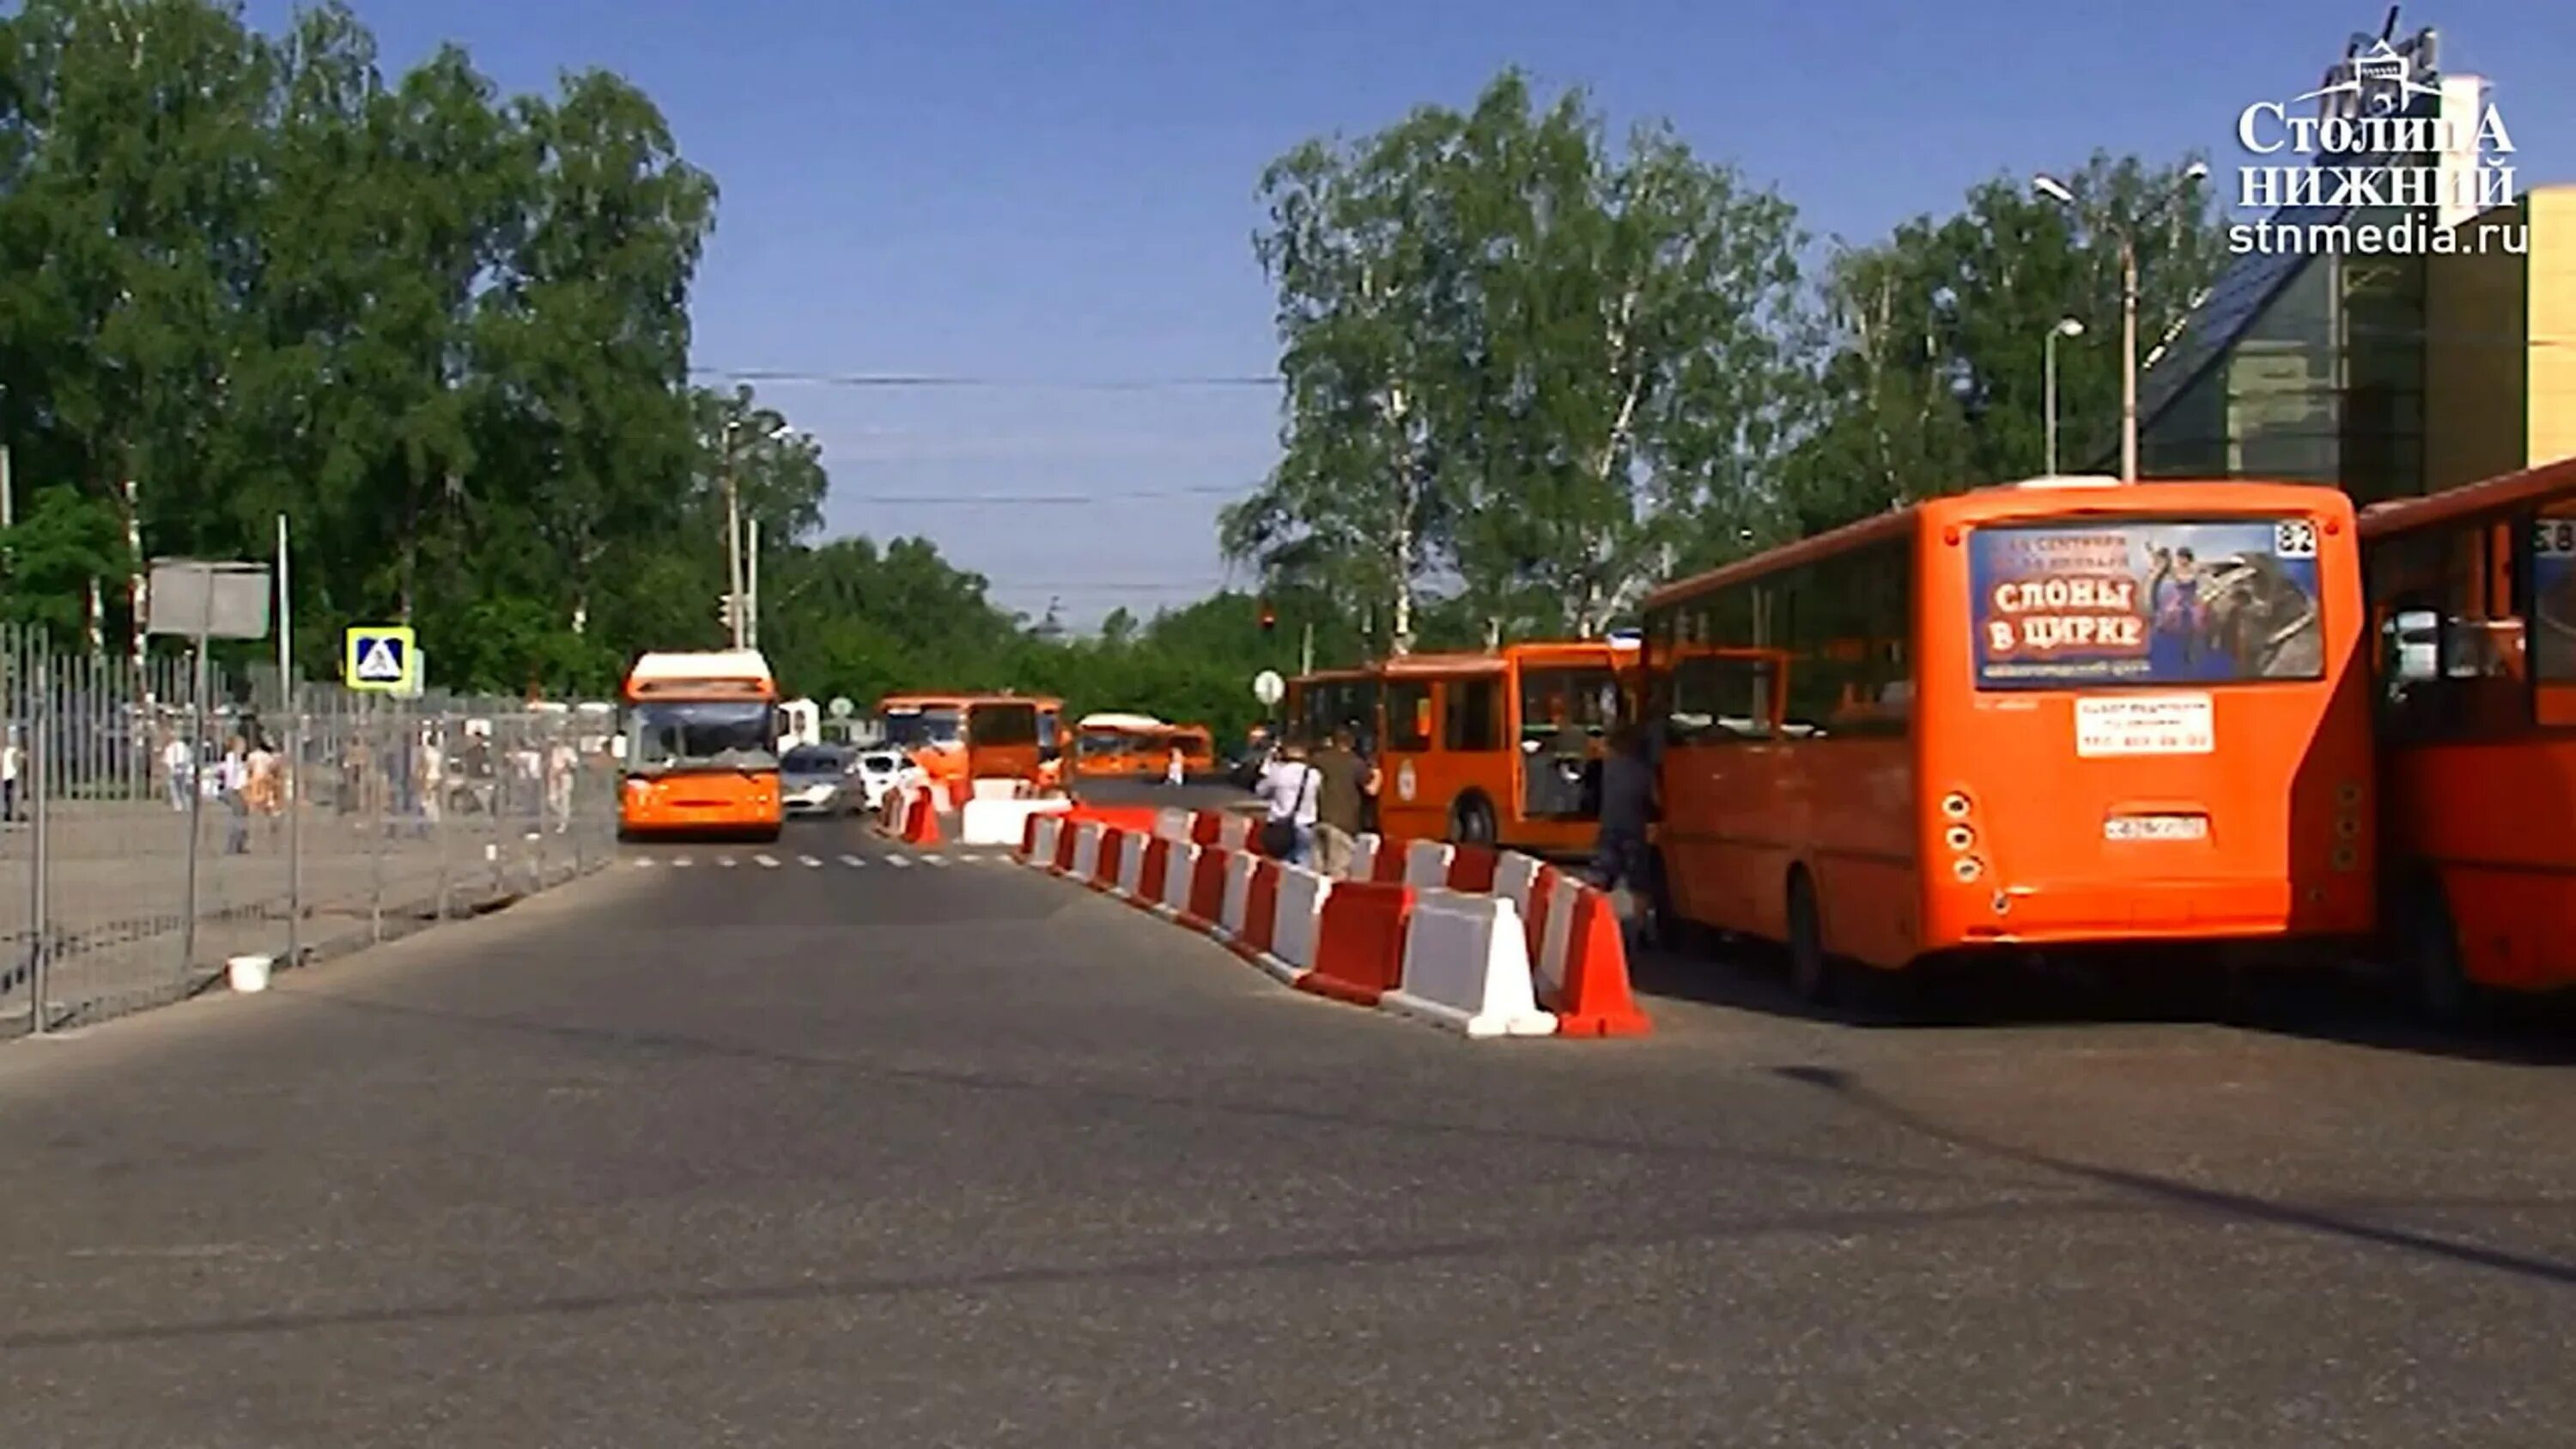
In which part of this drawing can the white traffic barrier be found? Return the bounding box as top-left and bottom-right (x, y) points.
(1212, 813), (1253, 852)
(963, 797), (1070, 847)
(1350, 832), (1382, 882)
(970, 778), (1023, 802)
(1494, 851), (1546, 924)
(1027, 812), (1065, 864)
(1271, 864), (1334, 974)
(1155, 808), (1194, 842)
(1069, 821), (1104, 882)
(1117, 830), (1150, 898)
(1536, 871), (1583, 1007)
(1159, 839), (1199, 916)
(1220, 849), (1259, 938)
(1402, 839), (1455, 889)
(1382, 888), (1557, 1038)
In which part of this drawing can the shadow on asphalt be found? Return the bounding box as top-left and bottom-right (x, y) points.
(1634, 933), (2576, 1063)
(1773, 1062), (2576, 1289)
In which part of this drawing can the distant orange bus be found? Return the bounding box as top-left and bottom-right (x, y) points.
(2360, 455), (2576, 1020)
(1641, 476), (2375, 1003)
(879, 692), (1065, 796)
(619, 648), (783, 840)
(1074, 712), (1166, 779)
(1371, 639), (1643, 853)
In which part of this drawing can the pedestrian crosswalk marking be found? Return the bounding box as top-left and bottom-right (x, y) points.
(925, 854), (951, 867)
(671, 857), (691, 868)
(753, 853), (779, 868)
(888, 855), (912, 869)
(840, 854), (866, 867)
(717, 856), (737, 869)
(799, 855), (822, 867)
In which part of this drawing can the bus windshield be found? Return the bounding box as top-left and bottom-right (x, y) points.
(1971, 517), (2327, 688)
(628, 700), (778, 772)
(883, 708), (962, 749)
(1078, 731), (1130, 757)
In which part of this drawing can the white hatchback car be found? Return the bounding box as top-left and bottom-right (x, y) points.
(851, 749), (905, 811)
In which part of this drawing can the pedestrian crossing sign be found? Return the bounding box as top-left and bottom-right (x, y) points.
(343, 626), (416, 693)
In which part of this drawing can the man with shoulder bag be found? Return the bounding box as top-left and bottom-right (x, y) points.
(1256, 739), (1321, 866)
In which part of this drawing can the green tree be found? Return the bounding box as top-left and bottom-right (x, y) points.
(1783, 152), (2225, 532)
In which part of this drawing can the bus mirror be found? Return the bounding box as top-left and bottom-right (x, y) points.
(610, 734), (628, 756)
(2387, 609), (2439, 683)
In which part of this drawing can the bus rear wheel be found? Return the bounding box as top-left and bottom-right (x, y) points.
(1449, 794), (1498, 847)
(1788, 870), (1833, 1006)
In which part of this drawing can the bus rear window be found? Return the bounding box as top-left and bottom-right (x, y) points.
(1971, 518), (2327, 688)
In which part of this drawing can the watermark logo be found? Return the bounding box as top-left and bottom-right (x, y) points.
(2228, 37), (2524, 257)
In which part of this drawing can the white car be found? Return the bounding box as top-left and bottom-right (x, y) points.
(851, 749), (905, 811)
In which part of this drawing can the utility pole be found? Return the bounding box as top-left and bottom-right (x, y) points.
(720, 418), (745, 648)
(745, 518), (761, 649)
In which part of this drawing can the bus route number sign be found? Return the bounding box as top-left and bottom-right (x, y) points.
(2074, 693), (2215, 758)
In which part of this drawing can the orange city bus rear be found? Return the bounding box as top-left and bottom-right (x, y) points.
(619, 649), (784, 840)
(1643, 477), (2373, 999)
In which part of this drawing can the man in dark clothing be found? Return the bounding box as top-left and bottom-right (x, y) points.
(1590, 722), (1657, 940)
(1309, 727), (1369, 878)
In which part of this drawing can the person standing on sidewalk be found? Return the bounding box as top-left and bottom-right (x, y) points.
(1309, 726), (1367, 878)
(2, 725), (21, 825)
(1255, 738), (1321, 867)
(219, 734), (252, 855)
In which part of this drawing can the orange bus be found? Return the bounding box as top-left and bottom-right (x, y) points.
(2360, 455), (2576, 1020)
(879, 692), (1066, 796)
(619, 648), (784, 840)
(1075, 712), (1167, 779)
(1641, 476), (2375, 1003)
(1157, 723), (1216, 780)
(1372, 639), (1643, 853)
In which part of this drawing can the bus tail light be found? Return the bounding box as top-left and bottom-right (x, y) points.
(1941, 791), (1971, 820)
(1943, 824), (1974, 852)
(1953, 856), (1984, 882)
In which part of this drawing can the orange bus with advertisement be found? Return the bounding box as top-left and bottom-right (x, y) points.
(1640, 476), (2375, 1004)
(1371, 639), (1643, 853)
(1075, 712), (1165, 780)
(2359, 455), (2576, 1020)
(619, 649), (784, 840)
(879, 692), (1066, 796)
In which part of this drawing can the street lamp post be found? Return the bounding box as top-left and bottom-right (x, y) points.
(720, 418), (744, 648)
(2032, 163), (2208, 482)
(2044, 317), (2085, 475)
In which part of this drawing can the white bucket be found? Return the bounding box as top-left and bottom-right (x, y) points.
(227, 954), (272, 994)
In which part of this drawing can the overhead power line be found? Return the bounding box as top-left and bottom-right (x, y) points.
(691, 367), (1283, 391)
(835, 483), (1254, 506)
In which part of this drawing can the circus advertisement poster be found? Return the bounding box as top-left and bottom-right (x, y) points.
(1971, 518), (2327, 688)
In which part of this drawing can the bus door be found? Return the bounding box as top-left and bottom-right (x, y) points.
(1514, 659), (1620, 822)
(1377, 666), (1511, 846)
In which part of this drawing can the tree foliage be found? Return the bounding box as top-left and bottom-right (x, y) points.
(1230, 69), (1810, 649)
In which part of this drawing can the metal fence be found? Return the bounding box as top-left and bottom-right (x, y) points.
(1, 622), (620, 1037)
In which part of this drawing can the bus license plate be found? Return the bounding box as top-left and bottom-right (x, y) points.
(2105, 814), (2208, 841)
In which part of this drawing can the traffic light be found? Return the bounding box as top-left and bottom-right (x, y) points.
(716, 595), (739, 634)
(1258, 597), (1276, 633)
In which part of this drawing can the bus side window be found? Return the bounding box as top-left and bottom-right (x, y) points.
(1384, 681), (1433, 752)
(1445, 677), (1503, 752)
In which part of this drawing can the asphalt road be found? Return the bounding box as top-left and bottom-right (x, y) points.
(2, 809), (2573, 1446)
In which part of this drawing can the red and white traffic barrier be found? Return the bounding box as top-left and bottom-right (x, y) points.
(1014, 807), (1649, 1040)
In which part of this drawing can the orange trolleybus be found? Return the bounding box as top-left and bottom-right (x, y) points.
(1370, 638), (1643, 853)
(2359, 454), (2576, 1020)
(1640, 475), (2376, 1003)
(619, 648), (784, 840)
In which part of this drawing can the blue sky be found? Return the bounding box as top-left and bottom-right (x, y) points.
(244, 0), (2573, 627)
